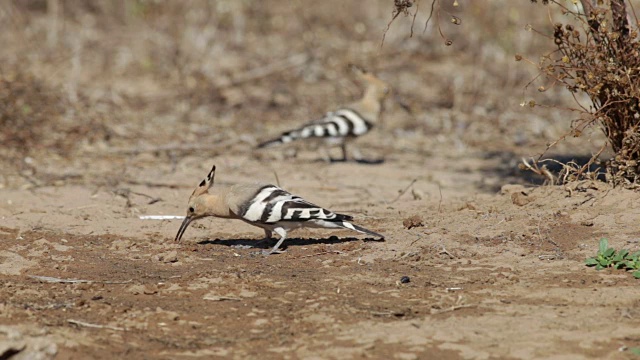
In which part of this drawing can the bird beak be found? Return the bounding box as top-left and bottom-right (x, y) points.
(175, 216), (193, 242)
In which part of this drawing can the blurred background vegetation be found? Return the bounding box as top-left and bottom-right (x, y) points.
(2, 0), (632, 187)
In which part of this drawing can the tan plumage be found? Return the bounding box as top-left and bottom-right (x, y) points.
(175, 165), (384, 254)
(257, 65), (390, 163)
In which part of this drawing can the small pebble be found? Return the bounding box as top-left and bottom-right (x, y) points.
(400, 276), (410, 284)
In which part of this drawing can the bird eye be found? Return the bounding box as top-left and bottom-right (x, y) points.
(189, 207), (195, 213)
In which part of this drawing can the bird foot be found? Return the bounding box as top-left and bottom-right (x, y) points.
(261, 248), (286, 256)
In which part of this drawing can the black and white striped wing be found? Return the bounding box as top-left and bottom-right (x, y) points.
(241, 185), (348, 224)
(256, 108), (372, 148)
(303, 108), (372, 138)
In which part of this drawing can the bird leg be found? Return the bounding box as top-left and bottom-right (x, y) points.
(320, 146), (334, 163)
(253, 229), (273, 248)
(351, 145), (384, 164)
(329, 143), (348, 163)
(264, 227), (288, 255)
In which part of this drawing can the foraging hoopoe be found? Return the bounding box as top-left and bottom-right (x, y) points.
(257, 65), (390, 163)
(175, 165), (384, 254)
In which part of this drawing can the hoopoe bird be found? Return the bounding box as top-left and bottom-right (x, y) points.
(256, 65), (390, 163)
(175, 165), (384, 254)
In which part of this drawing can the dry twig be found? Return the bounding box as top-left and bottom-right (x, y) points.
(104, 141), (235, 155)
(390, 178), (418, 204)
(299, 250), (344, 258)
(430, 303), (475, 314)
(224, 53), (308, 87)
(29, 275), (132, 284)
(67, 319), (125, 331)
(203, 295), (243, 301)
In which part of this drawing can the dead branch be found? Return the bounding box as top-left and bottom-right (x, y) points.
(579, 0), (601, 43)
(67, 319), (125, 331)
(430, 303), (475, 314)
(103, 140), (237, 155)
(611, 0), (630, 41)
(299, 250), (344, 258)
(381, 0), (416, 47)
(118, 180), (188, 189)
(520, 158), (555, 185)
(390, 178), (418, 204)
(439, 246), (454, 259)
(224, 53), (309, 88)
(29, 275), (132, 284)
(203, 295), (242, 301)
(114, 188), (162, 205)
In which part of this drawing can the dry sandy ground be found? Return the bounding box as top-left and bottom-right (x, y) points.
(3, 152), (640, 359)
(3, 1), (640, 359)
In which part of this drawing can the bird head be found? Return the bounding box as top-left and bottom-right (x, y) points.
(175, 165), (216, 242)
(350, 64), (390, 101)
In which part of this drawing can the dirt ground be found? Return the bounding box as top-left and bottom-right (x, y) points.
(2, 1), (640, 359)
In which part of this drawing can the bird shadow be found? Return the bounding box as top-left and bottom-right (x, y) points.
(354, 158), (385, 165)
(321, 158), (385, 165)
(197, 236), (384, 250)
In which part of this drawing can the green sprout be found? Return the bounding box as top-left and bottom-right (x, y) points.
(585, 238), (640, 279)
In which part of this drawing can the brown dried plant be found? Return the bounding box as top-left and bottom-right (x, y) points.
(382, 0), (462, 47)
(524, 0), (640, 186)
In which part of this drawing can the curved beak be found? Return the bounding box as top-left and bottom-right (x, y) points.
(175, 216), (193, 242)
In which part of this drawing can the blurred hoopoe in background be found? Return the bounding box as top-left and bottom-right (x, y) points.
(257, 65), (390, 163)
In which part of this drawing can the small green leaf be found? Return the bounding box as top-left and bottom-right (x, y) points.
(634, 271), (640, 279)
(599, 238), (609, 254)
(596, 264), (605, 270)
(630, 347), (640, 355)
(585, 258), (599, 266)
(616, 249), (629, 261)
(604, 248), (615, 258)
(598, 258), (610, 267)
(615, 262), (627, 269)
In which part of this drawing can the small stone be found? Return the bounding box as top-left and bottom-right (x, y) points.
(411, 188), (424, 200)
(143, 287), (158, 295)
(156, 250), (178, 263)
(500, 184), (527, 195)
(464, 202), (478, 211)
(402, 215), (424, 230)
(400, 276), (411, 284)
(511, 192), (534, 206)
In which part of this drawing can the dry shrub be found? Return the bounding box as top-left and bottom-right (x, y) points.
(526, 0), (640, 186)
(0, 69), (111, 158)
(0, 71), (64, 153)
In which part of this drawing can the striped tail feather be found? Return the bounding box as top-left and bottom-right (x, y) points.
(332, 213), (354, 222)
(340, 221), (385, 239)
(316, 212), (383, 239)
(256, 137), (288, 149)
(256, 128), (305, 149)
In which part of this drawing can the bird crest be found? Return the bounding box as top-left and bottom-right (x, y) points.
(191, 165), (216, 198)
